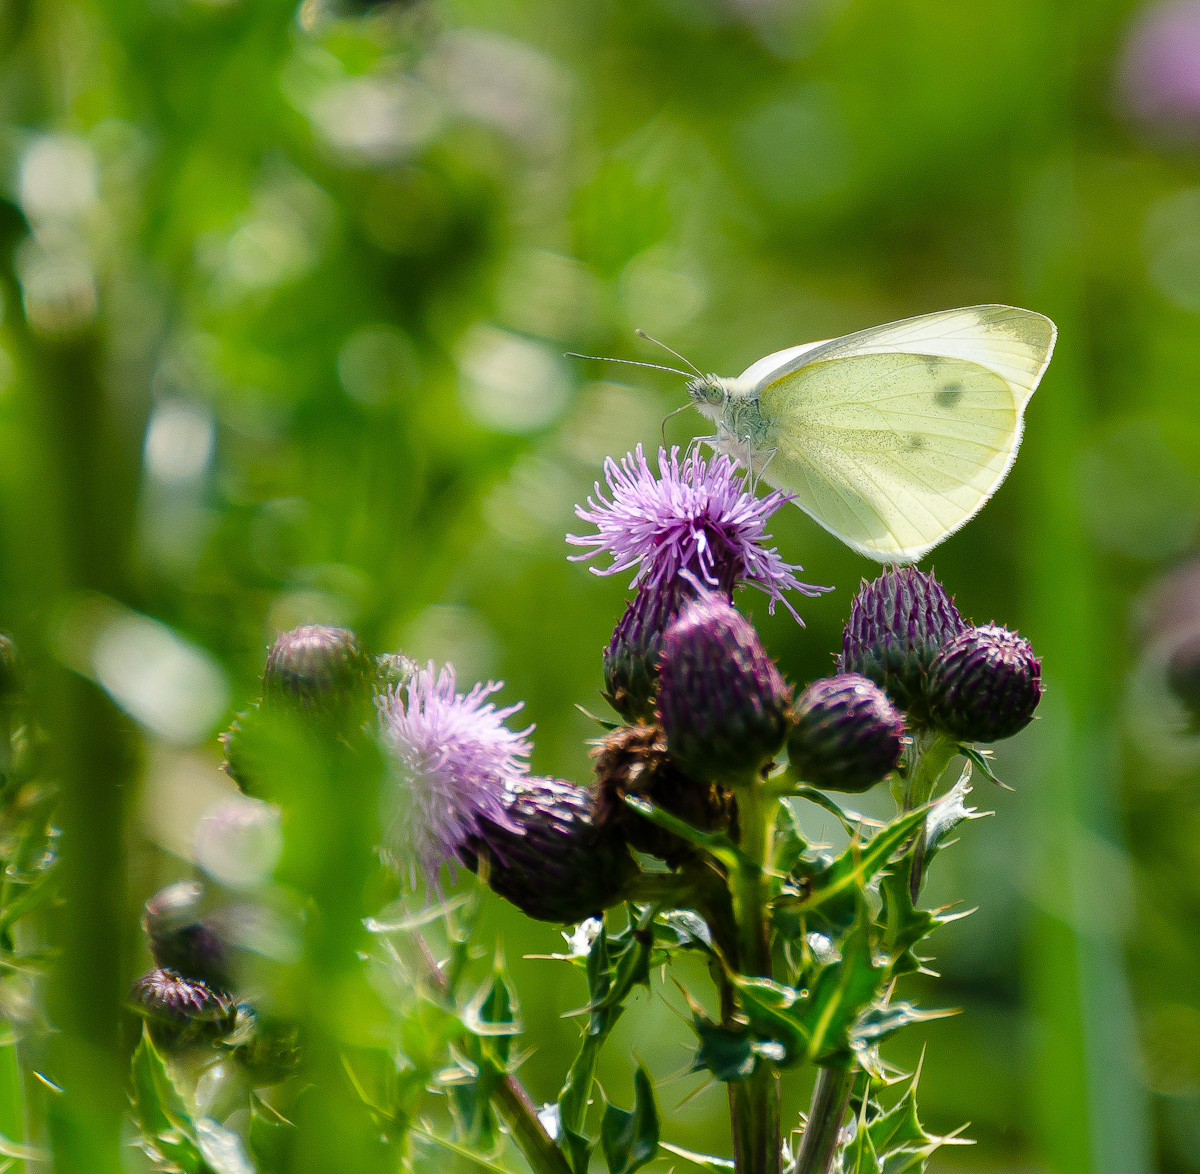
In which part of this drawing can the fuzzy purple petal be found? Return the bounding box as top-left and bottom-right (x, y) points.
(567, 444), (828, 618)
(378, 662), (532, 889)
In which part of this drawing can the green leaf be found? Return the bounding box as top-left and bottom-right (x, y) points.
(865, 1066), (973, 1172)
(410, 1126), (526, 1173)
(774, 807), (929, 943)
(790, 788), (883, 838)
(621, 796), (752, 874)
(363, 893), (471, 933)
(600, 1066), (659, 1174)
(195, 1118), (255, 1174)
(877, 865), (939, 979)
(248, 1093), (294, 1170)
(654, 910), (715, 955)
(923, 768), (990, 863)
(692, 1021), (759, 1082)
(0, 1043), (26, 1174)
(842, 1105), (883, 1174)
(132, 1026), (194, 1136)
(771, 801), (809, 876)
(803, 908), (887, 1065)
(851, 1003), (955, 1050)
(726, 976), (809, 1066)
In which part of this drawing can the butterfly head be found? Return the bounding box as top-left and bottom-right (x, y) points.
(685, 375), (729, 422)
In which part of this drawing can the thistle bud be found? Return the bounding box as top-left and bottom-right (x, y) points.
(838, 567), (966, 721)
(787, 674), (906, 793)
(656, 598), (791, 784)
(592, 722), (738, 865)
(262, 625), (374, 718)
(604, 578), (692, 722)
(460, 777), (635, 923)
(142, 881), (230, 990)
(128, 969), (236, 1052)
(1167, 629), (1200, 732)
(927, 624), (1042, 742)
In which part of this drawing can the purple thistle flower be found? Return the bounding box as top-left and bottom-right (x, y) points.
(378, 662), (532, 889)
(568, 444), (828, 619)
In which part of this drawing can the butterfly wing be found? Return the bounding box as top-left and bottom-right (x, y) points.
(751, 306), (1055, 562)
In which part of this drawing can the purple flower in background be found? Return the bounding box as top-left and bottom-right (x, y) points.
(1118, 0), (1200, 136)
(568, 444), (827, 619)
(378, 663), (532, 888)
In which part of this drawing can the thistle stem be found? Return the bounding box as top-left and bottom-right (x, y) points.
(729, 776), (781, 1174)
(413, 930), (571, 1174)
(900, 732), (956, 901)
(794, 1066), (854, 1174)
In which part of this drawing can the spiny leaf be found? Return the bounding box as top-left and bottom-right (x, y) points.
(621, 795), (752, 874)
(791, 787), (884, 837)
(132, 1026), (194, 1137)
(600, 1065), (659, 1174)
(923, 768), (990, 863)
(842, 1106), (883, 1174)
(658, 1141), (735, 1170)
(877, 866), (940, 979)
(851, 1002), (956, 1050)
(803, 907), (886, 1066)
(774, 806), (930, 944)
(691, 1021), (759, 1082)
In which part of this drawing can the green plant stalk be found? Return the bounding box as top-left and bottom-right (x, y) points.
(899, 732), (957, 900)
(794, 1066), (854, 1174)
(413, 931), (571, 1174)
(493, 1078), (572, 1174)
(729, 774), (781, 1174)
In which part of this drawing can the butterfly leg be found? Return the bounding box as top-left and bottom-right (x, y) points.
(748, 445), (779, 491)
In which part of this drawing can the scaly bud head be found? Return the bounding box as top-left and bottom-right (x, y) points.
(142, 881), (230, 991)
(788, 674), (906, 793)
(838, 567), (966, 722)
(656, 597), (792, 784)
(128, 969), (236, 1052)
(603, 578), (693, 722)
(927, 624), (1042, 742)
(262, 625), (374, 718)
(460, 776), (635, 924)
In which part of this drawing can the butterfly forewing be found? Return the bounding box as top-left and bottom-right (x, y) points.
(756, 352), (1022, 561)
(749, 304), (1055, 409)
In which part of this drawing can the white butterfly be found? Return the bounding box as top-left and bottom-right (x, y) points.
(669, 304), (1055, 563)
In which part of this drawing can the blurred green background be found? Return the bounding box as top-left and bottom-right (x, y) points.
(3, 0), (1200, 1169)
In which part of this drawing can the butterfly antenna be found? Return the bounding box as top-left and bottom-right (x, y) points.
(660, 402), (691, 445)
(634, 328), (705, 379)
(563, 352), (692, 379)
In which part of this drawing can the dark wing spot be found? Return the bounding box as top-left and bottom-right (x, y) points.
(935, 382), (963, 409)
(905, 434), (926, 451)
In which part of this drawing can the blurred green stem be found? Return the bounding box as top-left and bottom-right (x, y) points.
(794, 1066), (854, 1174)
(729, 776), (781, 1174)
